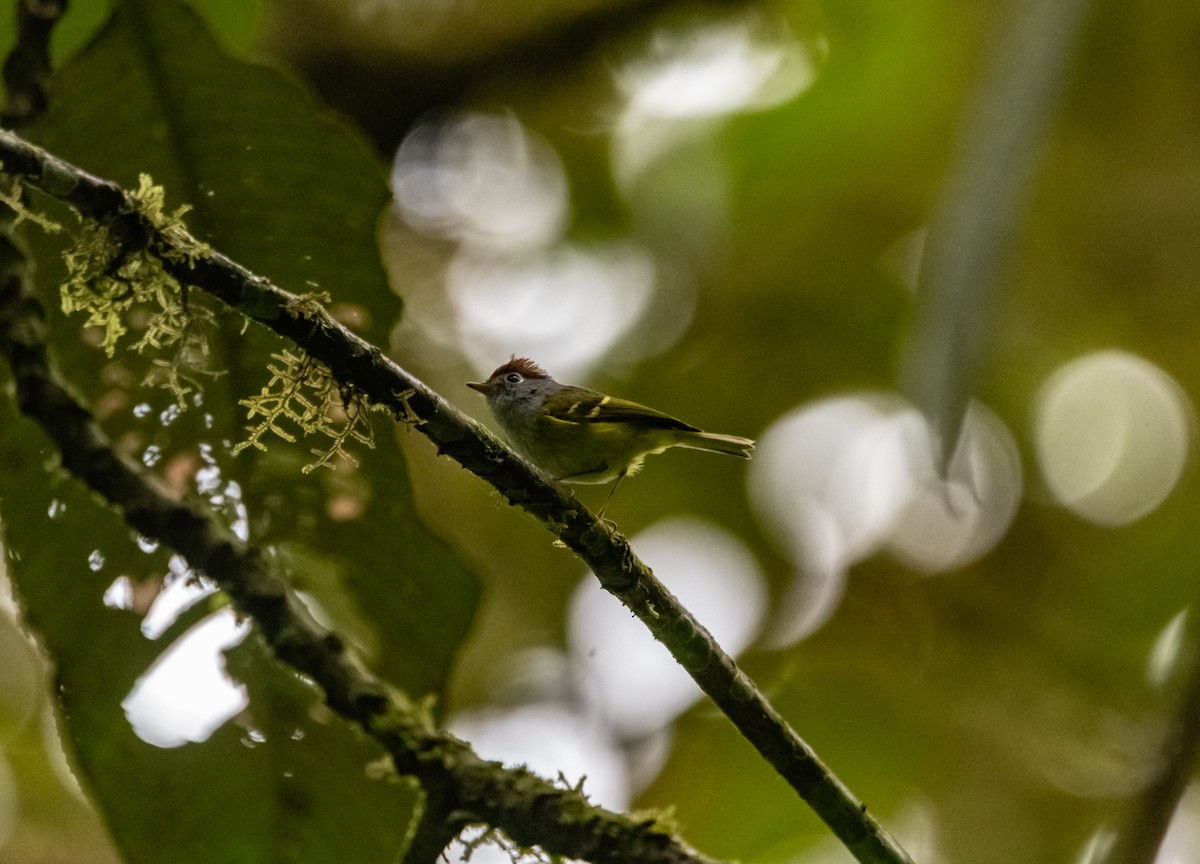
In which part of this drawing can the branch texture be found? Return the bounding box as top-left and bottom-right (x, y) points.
(0, 128), (914, 864)
(0, 233), (720, 864)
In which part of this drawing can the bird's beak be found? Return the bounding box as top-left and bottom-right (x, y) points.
(466, 381), (490, 394)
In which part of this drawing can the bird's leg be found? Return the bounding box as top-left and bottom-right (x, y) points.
(596, 471), (626, 521)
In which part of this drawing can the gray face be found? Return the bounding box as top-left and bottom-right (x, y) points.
(484, 371), (558, 423)
(486, 369), (535, 399)
(475, 369), (613, 480)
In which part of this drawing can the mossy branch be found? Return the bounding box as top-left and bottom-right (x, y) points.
(0, 236), (720, 864)
(0, 128), (915, 864)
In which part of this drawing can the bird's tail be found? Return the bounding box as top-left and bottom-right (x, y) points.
(672, 430), (755, 459)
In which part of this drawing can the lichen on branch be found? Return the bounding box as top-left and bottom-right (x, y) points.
(59, 174), (208, 358)
(235, 348), (382, 473)
(0, 129), (917, 864)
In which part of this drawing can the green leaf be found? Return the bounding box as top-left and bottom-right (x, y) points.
(27, 0), (480, 702)
(0, 395), (420, 864)
(50, 0), (267, 66)
(898, 0), (1092, 463)
(239, 406), (482, 698)
(36, 0), (395, 344)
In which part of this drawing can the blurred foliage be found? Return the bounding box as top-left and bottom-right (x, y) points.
(0, 394), (421, 864)
(2, 0), (1200, 863)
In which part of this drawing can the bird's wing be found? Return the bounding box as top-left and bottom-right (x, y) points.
(542, 386), (699, 431)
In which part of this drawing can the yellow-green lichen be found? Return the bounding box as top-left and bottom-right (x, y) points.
(459, 827), (552, 864)
(59, 174), (205, 358)
(61, 216), (152, 356)
(284, 288), (333, 322)
(134, 281), (223, 407)
(129, 173), (210, 266)
(57, 173), (220, 410)
(391, 387), (426, 428)
(54, 173), (379, 473)
(235, 349), (384, 472)
(0, 175), (62, 233)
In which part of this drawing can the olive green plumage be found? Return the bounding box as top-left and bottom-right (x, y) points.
(468, 357), (754, 514)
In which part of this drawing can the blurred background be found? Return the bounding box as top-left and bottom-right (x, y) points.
(4, 0), (1200, 862)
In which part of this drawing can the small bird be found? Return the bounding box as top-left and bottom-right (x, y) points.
(468, 357), (754, 516)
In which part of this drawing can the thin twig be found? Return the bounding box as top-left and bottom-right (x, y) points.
(0, 128), (914, 864)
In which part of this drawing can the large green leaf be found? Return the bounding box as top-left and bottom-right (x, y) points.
(37, 0), (393, 340)
(0, 393), (420, 864)
(25, 0), (479, 701)
(2, 6), (479, 857)
(50, 0), (267, 66)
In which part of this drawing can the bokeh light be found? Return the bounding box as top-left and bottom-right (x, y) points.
(392, 111), (567, 251)
(750, 393), (920, 568)
(448, 241), (656, 381)
(391, 110), (672, 379)
(449, 701), (630, 811)
(568, 517), (766, 738)
(1156, 782), (1200, 864)
(750, 394), (1023, 643)
(1034, 350), (1192, 526)
(886, 402), (1023, 574)
(0, 551), (21, 861)
(446, 648), (633, 822)
(122, 609), (249, 749)
(446, 825), (586, 864)
(1147, 609), (1191, 689)
(1077, 827), (1117, 864)
(619, 17), (815, 119)
(1013, 691), (1167, 800)
(759, 499), (847, 648)
(40, 704), (88, 805)
(0, 598), (39, 744)
(613, 12), (824, 182)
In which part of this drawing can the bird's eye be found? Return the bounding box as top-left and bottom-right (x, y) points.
(505, 373), (522, 384)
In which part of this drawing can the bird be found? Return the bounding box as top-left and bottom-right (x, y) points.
(468, 356), (754, 516)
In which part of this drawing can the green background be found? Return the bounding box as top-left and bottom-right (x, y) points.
(2, 0), (1199, 862)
